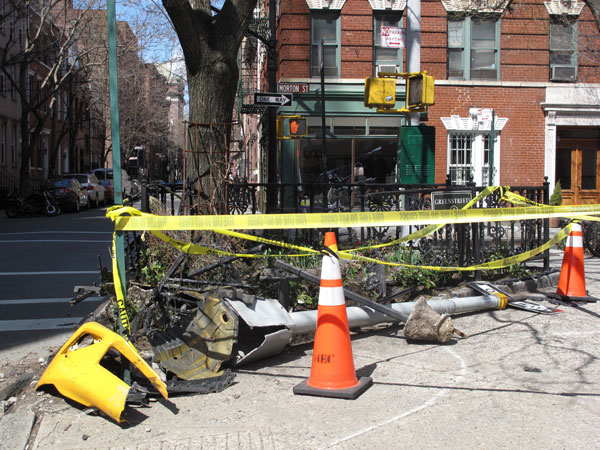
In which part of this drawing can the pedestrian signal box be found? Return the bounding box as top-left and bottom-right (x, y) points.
(364, 77), (396, 108)
(406, 73), (434, 109)
(277, 115), (308, 139)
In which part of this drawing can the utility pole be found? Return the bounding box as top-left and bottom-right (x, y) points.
(406, 0), (421, 126)
(107, 0), (126, 336)
(266, 0), (278, 212)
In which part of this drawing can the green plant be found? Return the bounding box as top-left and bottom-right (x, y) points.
(140, 246), (167, 285)
(386, 246), (453, 292)
(550, 181), (562, 206)
(291, 282), (318, 307)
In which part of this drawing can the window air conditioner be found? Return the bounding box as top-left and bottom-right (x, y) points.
(377, 65), (399, 75)
(551, 66), (577, 82)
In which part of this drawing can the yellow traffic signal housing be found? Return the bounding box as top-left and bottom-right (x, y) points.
(406, 73), (434, 109)
(364, 77), (396, 108)
(277, 115), (308, 139)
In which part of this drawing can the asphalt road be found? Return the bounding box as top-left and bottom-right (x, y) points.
(0, 205), (114, 351)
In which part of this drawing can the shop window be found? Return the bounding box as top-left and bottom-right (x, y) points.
(373, 12), (403, 75)
(334, 117), (366, 136)
(448, 16), (500, 81)
(311, 11), (340, 78)
(550, 16), (577, 82)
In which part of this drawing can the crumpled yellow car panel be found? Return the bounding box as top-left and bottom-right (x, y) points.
(36, 322), (168, 423)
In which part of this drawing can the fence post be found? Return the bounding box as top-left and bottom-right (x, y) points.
(469, 180), (481, 280)
(140, 184), (148, 213)
(543, 176), (550, 272)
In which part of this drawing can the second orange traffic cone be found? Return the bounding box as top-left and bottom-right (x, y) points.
(293, 232), (373, 399)
(554, 222), (596, 302)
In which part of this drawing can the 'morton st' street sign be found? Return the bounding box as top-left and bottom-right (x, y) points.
(254, 93), (293, 107)
(277, 83), (310, 94)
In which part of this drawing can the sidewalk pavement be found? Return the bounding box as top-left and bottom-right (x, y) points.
(1, 247), (600, 449)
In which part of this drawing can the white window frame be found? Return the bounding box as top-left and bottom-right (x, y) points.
(442, 113), (508, 186)
(447, 132), (496, 186)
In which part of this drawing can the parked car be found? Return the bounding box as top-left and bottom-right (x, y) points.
(92, 168), (132, 203)
(46, 178), (89, 212)
(62, 173), (105, 207)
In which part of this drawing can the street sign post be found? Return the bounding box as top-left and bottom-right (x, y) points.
(254, 93), (293, 107)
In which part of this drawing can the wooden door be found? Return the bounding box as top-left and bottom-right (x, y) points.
(556, 139), (600, 205)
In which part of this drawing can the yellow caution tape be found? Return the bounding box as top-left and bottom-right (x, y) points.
(137, 219), (573, 272)
(346, 186), (501, 252)
(107, 203), (600, 232)
(335, 222), (573, 271)
(110, 235), (131, 336)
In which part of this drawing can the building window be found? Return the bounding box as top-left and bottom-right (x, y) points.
(448, 132), (497, 185)
(1, 122), (6, 165)
(448, 16), (500, 80)
(373, 12), (403, 75)
(0, 0), (5, 35)
(11, 124), (17, 166)
(549, 16), (577, 82)
(311, 12), (340, 78)
(11, 66), (16, 99)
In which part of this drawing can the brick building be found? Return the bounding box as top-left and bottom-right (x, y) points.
(268, 0), (600, 205)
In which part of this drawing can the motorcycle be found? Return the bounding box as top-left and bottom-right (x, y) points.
(5, 187), (61, 218)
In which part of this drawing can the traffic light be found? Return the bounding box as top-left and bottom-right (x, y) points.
(289, 117), (307, 136)
(406, 72), (434, 109)
(277, 116), (308, 139)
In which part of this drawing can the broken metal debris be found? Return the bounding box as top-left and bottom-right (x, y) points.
(132, 369), (235, 395)
(109, 240), (552, 396)
(36, 322), (168, 424)
(149, 295), (238, 380)
(124, 252), (515, 377)
(274, 259), (409, 322)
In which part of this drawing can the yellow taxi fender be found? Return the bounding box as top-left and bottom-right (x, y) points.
(36, 322), (168, 423)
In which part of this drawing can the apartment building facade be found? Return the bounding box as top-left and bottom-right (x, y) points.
(269, 0), (600, 205)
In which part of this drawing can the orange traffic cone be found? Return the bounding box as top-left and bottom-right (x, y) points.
(554, 222), (596, 302)
(293, 232), (373, 399)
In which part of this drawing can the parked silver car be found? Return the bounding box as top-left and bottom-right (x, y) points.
(62, 173), (106, 207)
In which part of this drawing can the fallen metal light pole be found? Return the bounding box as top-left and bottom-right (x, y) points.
(225, 293), (505, 367)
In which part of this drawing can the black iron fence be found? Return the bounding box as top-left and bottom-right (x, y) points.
(138, 178), (550, 272)
(225, 179), (550, 272)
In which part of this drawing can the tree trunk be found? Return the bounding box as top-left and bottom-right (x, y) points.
(584, 0), (600, 31)
(163, 0), (257, 214)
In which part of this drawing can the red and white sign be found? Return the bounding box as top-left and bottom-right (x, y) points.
(476, 108), (494, 123)
(380, 26), (406, 49)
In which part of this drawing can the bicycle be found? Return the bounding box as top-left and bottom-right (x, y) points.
(584, 220), (600, 257)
